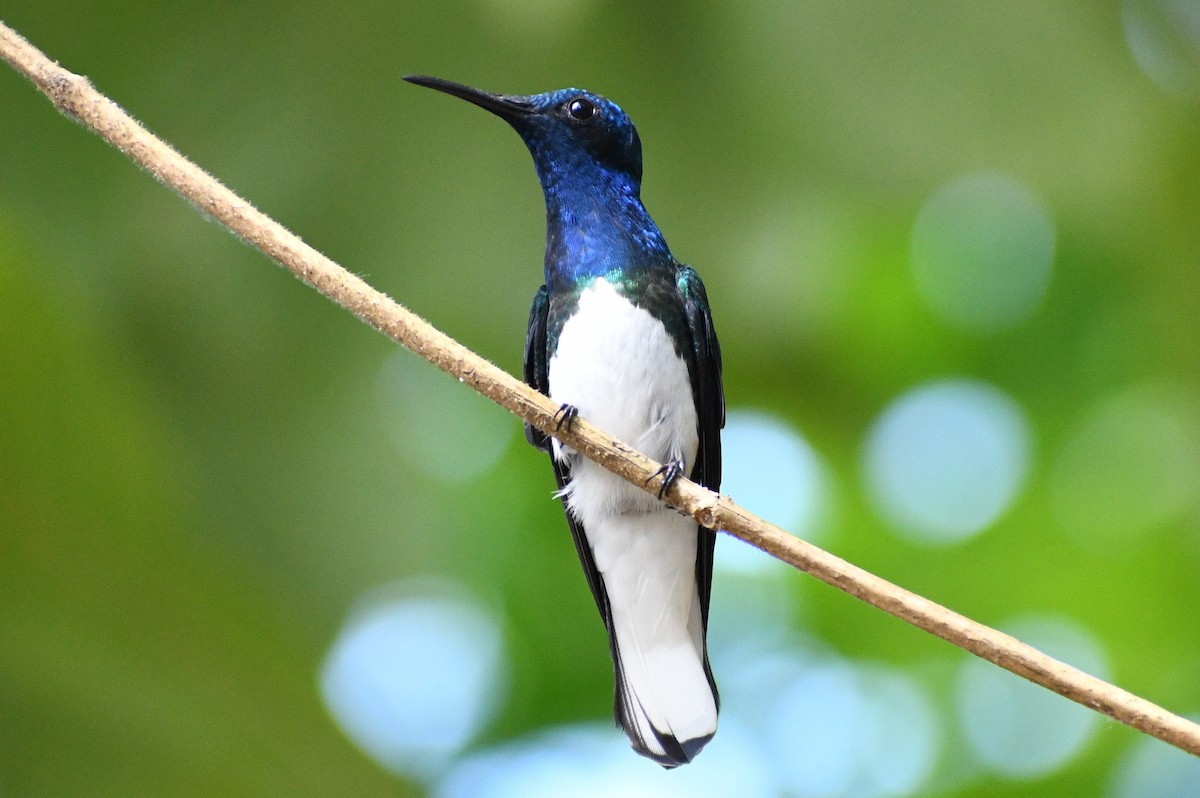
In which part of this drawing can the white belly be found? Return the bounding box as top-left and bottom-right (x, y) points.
(548, 277), (698, 525)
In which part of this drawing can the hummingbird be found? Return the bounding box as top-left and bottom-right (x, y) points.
(405, 75), (724, 767)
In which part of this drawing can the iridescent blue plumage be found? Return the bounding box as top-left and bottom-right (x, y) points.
(516, 91), (671, 289)
(406, 75), (724, 767)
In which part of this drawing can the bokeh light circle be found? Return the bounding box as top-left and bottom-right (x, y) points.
(762, 659), (939, 797)
(910, 172), (1055, 333)
(1121, 0), (1200, 100)
(720, 640), (939, 798)
(320, 580), (507, 779)
(855, 666), (941, 797)
(765, 662), (864, 796)
(955, 614), (1108, 777)
(864, 379), (1032, 544)
(720, 409), (830, 572)
(1108, 716), (1200, 797)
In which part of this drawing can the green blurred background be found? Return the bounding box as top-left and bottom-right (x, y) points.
(2, 2), (1198, 796)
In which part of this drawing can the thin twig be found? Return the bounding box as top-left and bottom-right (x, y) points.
(2, 19), (1197, 758)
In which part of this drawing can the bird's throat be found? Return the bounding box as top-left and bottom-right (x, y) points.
(542, 190), (670, 289)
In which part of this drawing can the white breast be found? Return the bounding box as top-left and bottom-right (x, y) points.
(548, 277), (697, 522)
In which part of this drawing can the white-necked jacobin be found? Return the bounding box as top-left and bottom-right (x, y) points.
(405, 75), (725, 768)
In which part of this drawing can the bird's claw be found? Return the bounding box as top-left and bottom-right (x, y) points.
(648, 457), (686, 500)
(554, 404), (579, 431)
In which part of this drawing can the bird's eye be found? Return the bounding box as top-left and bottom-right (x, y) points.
(567, 98), (596, 121)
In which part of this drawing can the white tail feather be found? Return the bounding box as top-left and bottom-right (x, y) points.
(589, 511), (717, 760)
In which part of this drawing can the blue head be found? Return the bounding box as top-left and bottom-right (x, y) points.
(405, 75), (642, 195)
(406, 76), (671, 284)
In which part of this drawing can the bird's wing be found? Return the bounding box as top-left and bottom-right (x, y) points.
(523, 284), (552, 451)
(675, 264), (725, 630)
(523, 284), (613, 623)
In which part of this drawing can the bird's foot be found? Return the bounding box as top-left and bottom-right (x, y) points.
(648, 457), (686, 500)
(554, 403), (579, 432)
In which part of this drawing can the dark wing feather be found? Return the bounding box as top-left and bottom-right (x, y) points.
(523, 285), (552, 451)
(675, 264), (724, 633)
(550, 460), (616, 626)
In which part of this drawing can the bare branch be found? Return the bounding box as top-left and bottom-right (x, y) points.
(3, 20), (1197, 758)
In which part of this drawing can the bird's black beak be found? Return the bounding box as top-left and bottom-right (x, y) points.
(404, 75), (534, 119)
